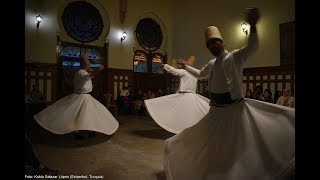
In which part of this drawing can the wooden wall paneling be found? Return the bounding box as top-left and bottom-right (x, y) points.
(25, 63), (58, 104)
(107, 68), (133, 102)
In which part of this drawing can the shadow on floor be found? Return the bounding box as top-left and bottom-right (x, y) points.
(132, 129), (175, 140)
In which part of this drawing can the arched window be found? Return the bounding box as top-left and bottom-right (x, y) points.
(62, 1), (103, 43)
(133, 50), (147, 73)
(133, 50), (165, 74)
(135, 18), (162, 52)
(134, 17), (166, 74)
(152, 53), (164, 74)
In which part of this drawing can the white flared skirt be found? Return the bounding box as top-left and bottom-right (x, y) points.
(34, 93), (119, 135)
(144, 93), (210, 134)
(164, 98), (295, 180)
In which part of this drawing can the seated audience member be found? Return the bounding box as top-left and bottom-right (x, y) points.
(163, 86), (171, 95)
(254, 85), (264, 101)
(119, 85), (132, 114)
(25, 87), (32, 112)
(274, 90), (283, 104)
(120, 85), (130, 97)
(30, 84), (46, 104)
(276, 88), (295, 108)
(25, 90), (32, 104)
(29, 84), (47, 114)
(157, 89), (164, 97)
(263, 88), (274, 103)
(146, 89), (156, 99)
(245, 89), (254, 99)
(143, 92), (148, 100)
(132, 89), (146, 114)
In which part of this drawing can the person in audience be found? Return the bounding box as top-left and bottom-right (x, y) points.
(263, 88), (274, 103)
(132, 89), (146, 114)
(167, 7), (294, 179)
(157, 88), (164, 97)
(276, 88), (295, 108)
(119, 85), (129, 110)
(144, 56), (210, 134)
(29, 84), (47, 115)
(143, 91), (149, 100)
(245, 89), (254, 99)
(30, 84), (46, 104)
(25, 86), (32, 112)
(163, 86), (172, 95)
(25, 86), (32, 104)
(120, 85), (130, 97)
(25, 133), (58, 175)
(146, 89), (156, 99)
(34, 55), (119, 140)
(253, 85), (264, 101)
(119, 85), (134, 114)
(273, 90), (283, 104)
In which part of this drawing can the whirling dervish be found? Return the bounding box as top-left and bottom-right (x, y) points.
(144, 56), (210, 134)
(34, 55), (119, 136)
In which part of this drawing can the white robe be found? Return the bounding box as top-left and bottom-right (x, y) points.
(164, 32), (295, 179)
(144, 64), (210, 134)
(164, 99), (294, 180)
(34, 69), (119, 135)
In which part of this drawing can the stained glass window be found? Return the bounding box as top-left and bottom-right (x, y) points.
(59, 46), (81, 58)
(152, 53), (164, 74)
(133, 50), (147, 73)
(135, 18), (162, 52)
(85, 48), (103, 60)
(62, 1), (103, 43)
(62, 61), (100, 68)
(59, 45), (103, 68)
(133, 50), (164, 74)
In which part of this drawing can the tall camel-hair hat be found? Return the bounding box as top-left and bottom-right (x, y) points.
(171, 55), (195, 67)
(205, 26), (223, 42)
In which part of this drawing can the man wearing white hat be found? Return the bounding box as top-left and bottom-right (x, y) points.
(144, 56), (210, 134)
(164, 8), (295, 180)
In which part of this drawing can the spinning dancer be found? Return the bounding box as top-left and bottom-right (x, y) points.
(164, 7), (295, 180)
(34, 55), (119, 137)
(144, 56), (210, 134)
